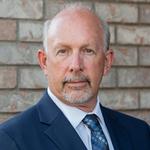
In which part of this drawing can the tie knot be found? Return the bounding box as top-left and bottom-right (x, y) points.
(83, 114), (100, 131)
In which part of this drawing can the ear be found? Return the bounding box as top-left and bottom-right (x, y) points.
(37, 49), (48, 76)
(103, 49), (114, 75)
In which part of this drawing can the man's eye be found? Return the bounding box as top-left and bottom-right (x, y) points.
(83, 48), (95, 55)
(56, 49), (67, 55)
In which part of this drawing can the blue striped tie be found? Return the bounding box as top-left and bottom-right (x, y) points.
(83, 114), (109, 150)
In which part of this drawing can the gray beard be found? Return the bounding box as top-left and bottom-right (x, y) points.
(62, 88), (93, 104)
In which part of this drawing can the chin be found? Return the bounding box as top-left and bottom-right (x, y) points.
(62, 90), (94, 104)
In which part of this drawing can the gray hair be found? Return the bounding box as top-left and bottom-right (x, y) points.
(43, 2), (110, 52)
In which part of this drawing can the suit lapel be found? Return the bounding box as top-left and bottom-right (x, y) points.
(36, 92), (87, 150)
(101, 105), (133, 150)
(45, 111), (87, 150)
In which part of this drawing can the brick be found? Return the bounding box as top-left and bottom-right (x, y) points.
(45, 0), (93, 19)
(117, 26), (150, 45)
(0, 42), (41, 65)
(0, 90), (43, 112)
(19, 68), (47, 89)
(140, 5), (150, 23)
(101, 68), (116, 88)
(19, 21), (43, 42)
(123, 110), (150, 125)
(0, 0), (43, 19)
(0, 20), (16, 40)
(113, 46), (138, 66)
(45, 0), (66, 19)
(0, 67), (17, 89)
(139, 47), (150, 66)
(118, 68), (150, 87)
(99, 89), (139, 110)
(140, 90), (150, 109)
(110, 26), (115, 44)
(119, 0), (150, 2)
(95, 3), (138, 23)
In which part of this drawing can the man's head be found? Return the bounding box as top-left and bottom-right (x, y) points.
(38, 3), (114, 111)
(43, 4), (110, 53)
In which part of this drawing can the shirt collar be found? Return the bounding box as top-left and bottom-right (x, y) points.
(47, 88), (104, 129)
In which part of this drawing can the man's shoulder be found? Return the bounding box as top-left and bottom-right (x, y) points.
(0, 104), (38, 134)
(0, 91), (49, 132)
(102, 106), (150, 129)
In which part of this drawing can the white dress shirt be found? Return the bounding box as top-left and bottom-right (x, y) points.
(47, 88), (114, 150)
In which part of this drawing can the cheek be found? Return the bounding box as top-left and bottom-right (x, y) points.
(46, 59), (68, 83)
(85, 59), (105, 84)
(46, 63), (65, 94)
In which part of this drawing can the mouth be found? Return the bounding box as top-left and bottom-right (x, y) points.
(62, 75), (91, 90)
(64, 80), (90, 90)
(67, 80), (87, 85)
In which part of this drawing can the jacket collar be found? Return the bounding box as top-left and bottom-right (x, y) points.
(101, 105), (133, 150)
(36, 91), (87, 150)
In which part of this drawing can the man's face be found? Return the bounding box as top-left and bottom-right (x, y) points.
(38, 10), (113, 110)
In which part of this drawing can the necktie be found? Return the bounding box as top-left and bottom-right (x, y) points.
(83, 114), (109, 150)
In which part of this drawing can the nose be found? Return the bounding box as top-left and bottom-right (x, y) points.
(69, 52), (83, 73)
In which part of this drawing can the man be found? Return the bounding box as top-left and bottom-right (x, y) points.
(0, 3), (150, 150)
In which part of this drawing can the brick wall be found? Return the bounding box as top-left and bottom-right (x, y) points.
(0, 0), (150, 124)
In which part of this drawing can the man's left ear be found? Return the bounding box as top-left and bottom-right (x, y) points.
(37, 49), (48, 76)
(103, 49), (114, 75)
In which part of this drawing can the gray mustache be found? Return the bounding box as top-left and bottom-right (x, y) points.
(63, 75), (90, 85)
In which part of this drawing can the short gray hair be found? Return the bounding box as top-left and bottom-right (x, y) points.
(43, 2), (110, 52)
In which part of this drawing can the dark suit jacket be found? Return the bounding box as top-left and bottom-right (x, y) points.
(0, 91), (150, 150)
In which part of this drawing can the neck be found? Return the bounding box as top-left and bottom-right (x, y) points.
(65, 98), (97, 112)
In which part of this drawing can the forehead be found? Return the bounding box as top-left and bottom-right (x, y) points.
(47, 9), (104, 48)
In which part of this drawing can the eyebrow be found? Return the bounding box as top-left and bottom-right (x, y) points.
(53, 43), (71, 50)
